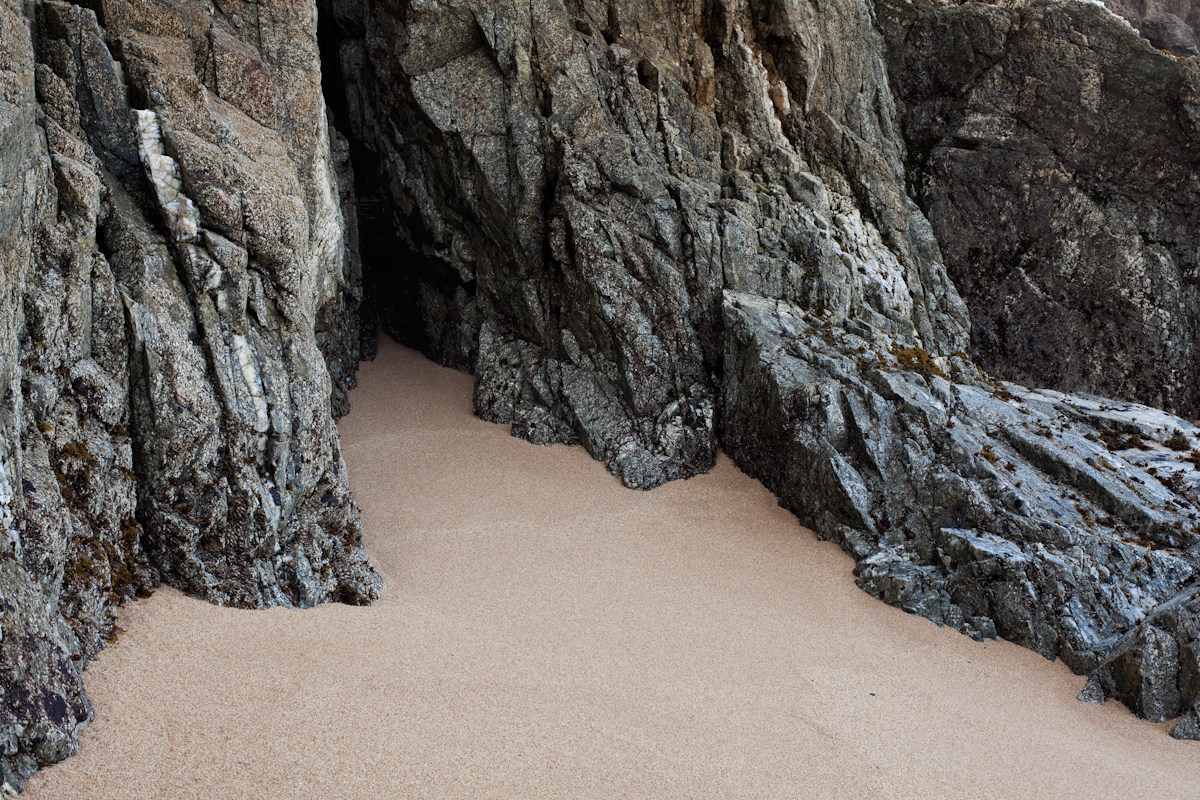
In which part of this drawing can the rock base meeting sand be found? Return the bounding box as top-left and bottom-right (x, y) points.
(22, 338), (1197, 798)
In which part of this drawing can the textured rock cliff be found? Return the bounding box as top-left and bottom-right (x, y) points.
(323, 0), (971, 489)
(322, 0), (1200, 737)
(5, 0), (1200, 790)
(0, 0), (380, 790)
(882, 0), (1200, 419)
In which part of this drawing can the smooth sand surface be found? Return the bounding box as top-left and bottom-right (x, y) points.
(24, 337), (1198, 799)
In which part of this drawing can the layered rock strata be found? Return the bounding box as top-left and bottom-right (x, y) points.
(0, 0), (380, 791)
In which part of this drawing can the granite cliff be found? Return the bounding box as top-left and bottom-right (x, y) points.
(3, 0), (1200, 791)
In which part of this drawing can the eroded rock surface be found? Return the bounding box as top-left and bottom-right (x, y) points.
(0, 0), (380, 790)
(882, 0), (1200, 418)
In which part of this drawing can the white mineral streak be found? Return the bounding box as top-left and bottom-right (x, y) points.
(231, 334), (270, 435)
(185, 244), (223, 292)
(770, 80), (791, 116)
(258, 478), (282, 532)
(134, 109), (200, 242)
(0, 453), (16, 551)
(735, 27), (788, 147)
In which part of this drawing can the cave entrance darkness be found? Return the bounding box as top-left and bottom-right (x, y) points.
(317, 7), (391, 362)
(316, 1), (440, 365)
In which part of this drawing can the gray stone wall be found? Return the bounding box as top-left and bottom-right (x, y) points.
(0, 0), (381, 790)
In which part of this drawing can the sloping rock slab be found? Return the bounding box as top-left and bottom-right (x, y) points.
(722, 291), (1200, 718)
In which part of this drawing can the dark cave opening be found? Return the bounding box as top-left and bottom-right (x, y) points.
(316, 5), (386, 362)
(315, 1), (475, 371)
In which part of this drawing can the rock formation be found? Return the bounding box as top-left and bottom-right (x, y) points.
(323, 0), (972, 489)
(883, 0), (1200, 419)
(4, 0), (1200, 790)
(1103, 0), (1200, 55)
(723, 291), (1200, 723)
(322, 0), (1200, 736)
(0, 0), (380, 790)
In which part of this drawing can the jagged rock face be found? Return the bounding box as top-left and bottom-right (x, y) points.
(325, 0), (1200, 732)
(0, 0), (380, 790)
(1091, 586), (1200, 723)
(880, 0), (1200, 419)
(721, 291), (1200, 704)
(323, 0), (971, 489)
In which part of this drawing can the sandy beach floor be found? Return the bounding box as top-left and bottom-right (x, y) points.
(22, 337), (1198, 799)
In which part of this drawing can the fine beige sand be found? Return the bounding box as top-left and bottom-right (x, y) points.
(23, 337), (1198, 799)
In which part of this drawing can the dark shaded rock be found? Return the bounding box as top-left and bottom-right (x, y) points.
(1138, 10), (1200, 55)
(880, 0), (1200, 419)
(1102, 625), (1182, 722)
(0, 562), (92, 794)
(1078, 674), (1106, 704)
(1170, 702), (1200, 739)
(1085, 585), (1200, 721)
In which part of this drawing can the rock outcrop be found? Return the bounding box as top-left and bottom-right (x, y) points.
(1103, 0), (1200, 55)
(323, 0), (971, 490)
(0, 0), (380, 790)
(882, 0), (1200, 419)
(323, 0), (1200, 735)
(722, 290), (1200, 708)
(5, 0), (1200, 790)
